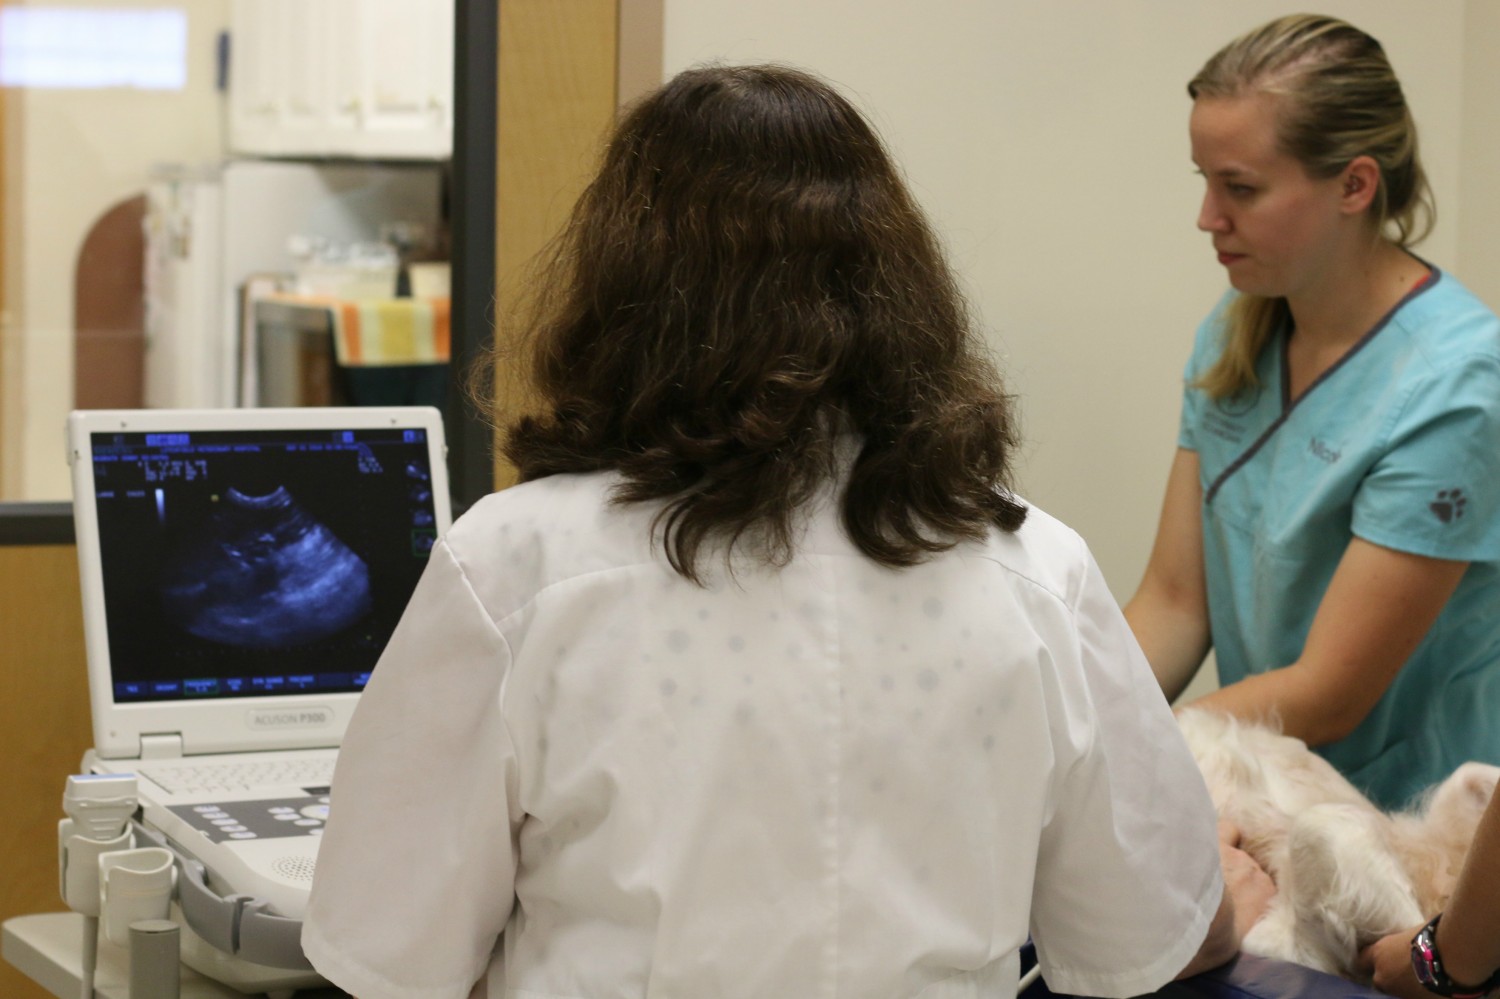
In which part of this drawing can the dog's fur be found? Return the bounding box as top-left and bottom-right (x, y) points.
(1177, 708), (1499, 979)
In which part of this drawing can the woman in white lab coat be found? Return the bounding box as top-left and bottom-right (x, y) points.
(301, 64), (1253, 999)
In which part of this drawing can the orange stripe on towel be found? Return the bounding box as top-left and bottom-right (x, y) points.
(431, 297), (451, 358)
(339, 302), (363, 364)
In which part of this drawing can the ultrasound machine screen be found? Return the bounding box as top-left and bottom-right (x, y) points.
(87, 426), (440, 703)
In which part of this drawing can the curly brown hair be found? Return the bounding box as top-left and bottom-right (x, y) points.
(488, 64), (1025, 582)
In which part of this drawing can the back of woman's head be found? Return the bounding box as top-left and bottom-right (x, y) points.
(1188, 13), (1432, 247)
(498, 63), (1025, 581)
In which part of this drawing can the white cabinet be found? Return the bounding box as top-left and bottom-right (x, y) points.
(228, 0), (453, 160)
(229, 0), (332, 154)
(351, 0), (452, 144)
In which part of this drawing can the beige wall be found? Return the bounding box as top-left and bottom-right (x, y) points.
(1458, 1), (1500, 311)
(1, 0), (229, 502)
(663, 0), (1488, 701)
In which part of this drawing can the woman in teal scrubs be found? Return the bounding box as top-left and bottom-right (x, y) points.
(1125, 13), (1500, 810)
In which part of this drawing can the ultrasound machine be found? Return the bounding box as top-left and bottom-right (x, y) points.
(51, 406), (450, 995)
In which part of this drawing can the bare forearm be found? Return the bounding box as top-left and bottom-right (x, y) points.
(1201, 540), (1472, 747)
(1436, 787), (1500, 985)
(1186, 663), (1363, 746)
(1123, 590), (1210, 703)
(1128, 448), (1211, 703)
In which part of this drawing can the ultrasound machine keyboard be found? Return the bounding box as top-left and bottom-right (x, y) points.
(138, 757), (334, 795)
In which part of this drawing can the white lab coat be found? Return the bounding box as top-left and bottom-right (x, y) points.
(302, 467), (1223, 999)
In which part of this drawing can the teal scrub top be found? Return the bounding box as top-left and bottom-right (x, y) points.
(1179, 269), (1500, 809)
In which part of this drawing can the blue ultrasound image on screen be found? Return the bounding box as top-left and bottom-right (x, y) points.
(161, 485), (373, 648)
(91, 427), (439, 702)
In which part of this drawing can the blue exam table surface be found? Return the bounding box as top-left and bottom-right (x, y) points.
(1030, 952), (1391, 999)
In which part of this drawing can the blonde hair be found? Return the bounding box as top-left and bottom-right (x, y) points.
(1188, 14), (1434, 399)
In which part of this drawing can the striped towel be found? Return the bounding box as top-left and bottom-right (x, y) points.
(258, 293), (452, 367)
(330, 297), (451, 366)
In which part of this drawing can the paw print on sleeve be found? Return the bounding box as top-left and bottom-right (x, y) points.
(1430, 488), (1468, 524)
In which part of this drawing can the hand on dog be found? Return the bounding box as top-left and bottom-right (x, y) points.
(1359, 925), (1427, 999)
(1218, 819), (1277, 941)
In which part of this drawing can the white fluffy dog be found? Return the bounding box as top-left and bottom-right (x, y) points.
(1176, 708), (1499, 979)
